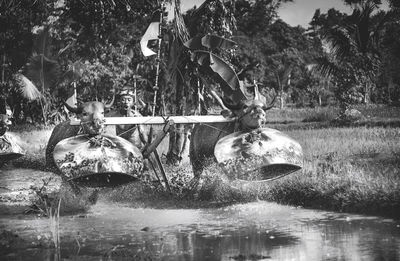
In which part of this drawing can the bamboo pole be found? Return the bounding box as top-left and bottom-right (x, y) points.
(152, 3), (164, 117)
(70, 115), (235, 126)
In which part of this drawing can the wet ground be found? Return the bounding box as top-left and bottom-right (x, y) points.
(1, 169), (400, 261)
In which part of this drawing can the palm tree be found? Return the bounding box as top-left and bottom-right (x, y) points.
(314, 0), (391, 109)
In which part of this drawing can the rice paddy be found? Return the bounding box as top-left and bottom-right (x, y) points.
(4, 105), (400, 218)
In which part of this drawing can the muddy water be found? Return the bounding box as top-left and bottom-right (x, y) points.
(0, 199), (399, 261)
(1, 169), (400, 260)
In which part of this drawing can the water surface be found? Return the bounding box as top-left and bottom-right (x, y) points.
(1, 200), (399, 261)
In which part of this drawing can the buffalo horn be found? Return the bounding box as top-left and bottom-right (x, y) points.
(104, 90), (115, 109)
(264, 94), (277, 110)
(63, 101), (83, 114)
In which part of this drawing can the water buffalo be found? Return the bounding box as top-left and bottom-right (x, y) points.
(45, 99), (114, 171)
(189, 92), (275, 180)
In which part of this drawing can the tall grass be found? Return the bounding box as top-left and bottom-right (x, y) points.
(262, 126), (400, 217)
(266, 106), (339, 123)
(104, 125), (400, 217)
(49, 198), (61, 251)
(266, 104), (400, 123)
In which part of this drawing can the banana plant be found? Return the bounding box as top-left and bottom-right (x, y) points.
(183, 34), (247, 107)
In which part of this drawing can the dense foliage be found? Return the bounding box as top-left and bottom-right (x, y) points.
(311, 0), (400, 113)
(1, 0), (399, 124)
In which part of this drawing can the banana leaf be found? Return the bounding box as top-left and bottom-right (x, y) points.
(184, 35), (203, 50)
(201, 35), (236, 50)
(194, 50), (240, 91)
(184, 34), (236, 50)
(193, 50), (246, 106)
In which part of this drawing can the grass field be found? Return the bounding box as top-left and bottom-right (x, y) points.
(5, 104), (400, 218)
(263, 126), (400, 217)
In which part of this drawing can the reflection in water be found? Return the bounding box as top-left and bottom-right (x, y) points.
(1, 201), (400, 260)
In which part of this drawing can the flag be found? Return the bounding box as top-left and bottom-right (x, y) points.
(140, 11), (161, 57)
(64, 94), (77, 114)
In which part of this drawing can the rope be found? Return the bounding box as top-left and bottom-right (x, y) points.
(179, 115), (233, 135)
(114, 115), (158, 137)
(114, 114), (233, 142)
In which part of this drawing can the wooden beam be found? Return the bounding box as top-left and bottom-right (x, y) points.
(70, 115), (235, 126)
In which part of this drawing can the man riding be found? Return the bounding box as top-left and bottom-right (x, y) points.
(109, 88), (151, 150)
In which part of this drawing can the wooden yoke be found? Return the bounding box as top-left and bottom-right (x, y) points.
(142, 119), (174, 158)
(70, 115), (234, 125)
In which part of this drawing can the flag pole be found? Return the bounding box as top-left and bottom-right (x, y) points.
(73, 66), (77, 105)
(152, 2), (164, 117)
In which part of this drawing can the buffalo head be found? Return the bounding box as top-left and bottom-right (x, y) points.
(218, 82), (276, 131)
(63, 97), (114, 135)
(235, 99), (271, 130)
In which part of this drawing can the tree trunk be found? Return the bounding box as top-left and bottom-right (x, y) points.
(1, 54), (5, 83)
(275, 73), (284, 109)
(363, 84), (368, 104)
(388, 77), (393, 103)
(364, 81), (370, 104)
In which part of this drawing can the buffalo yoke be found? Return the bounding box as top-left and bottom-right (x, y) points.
(70, 115), (235, 125)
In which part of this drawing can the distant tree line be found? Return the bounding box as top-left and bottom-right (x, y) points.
(1, 0), (399, 124)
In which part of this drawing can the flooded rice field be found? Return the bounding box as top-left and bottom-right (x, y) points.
(1, 169), (400, 261)
(1, 201), (400, 260)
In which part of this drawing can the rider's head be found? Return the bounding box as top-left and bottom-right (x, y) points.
(119, 89), (135, 112)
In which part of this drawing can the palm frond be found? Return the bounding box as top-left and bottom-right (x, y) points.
(323, 25), (355, 61)
(15, 74), (42, 101)
(314, 56), (340, 77)
(173, 0), (190, 43)
(353, 1), (379, 53)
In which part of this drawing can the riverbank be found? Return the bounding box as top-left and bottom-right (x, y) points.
(2, 105), (400, 218)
